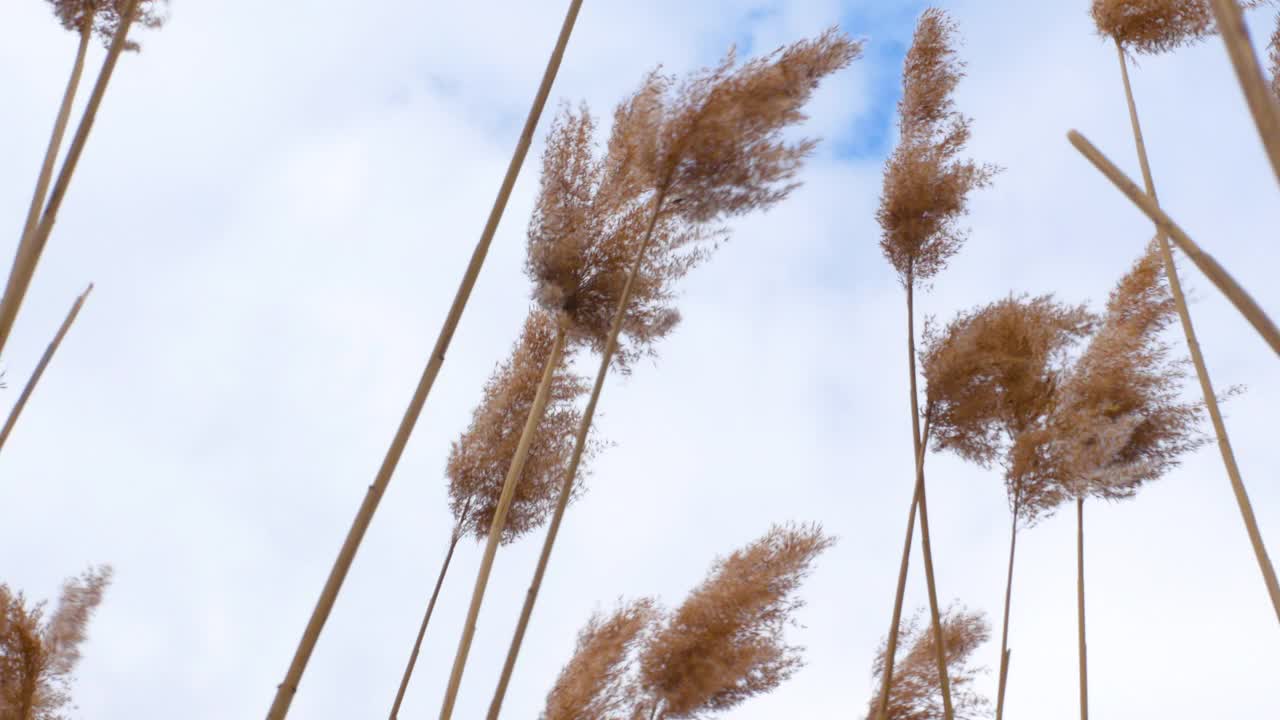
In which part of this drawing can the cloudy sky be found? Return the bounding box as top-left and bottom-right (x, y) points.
(2, 0), (1279, 718)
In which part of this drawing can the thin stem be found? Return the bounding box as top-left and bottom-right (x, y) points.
(19, 18), (91, 252)
(0, 0), (139, 361)
(438, 326), (569, 720)
(1206, 0), (1280, 187)
(0, 284), (92, 459)
(873, 412), (931, 720)
(1111, 45), (1280, 625)
(263, 3), (585, 716)
(388, 528), (464, 720)
(484, 185), (671, 720)
(906, 279), (955, 720)
(1077, 497), (1088, 720)
(1067, 130), (1280, 359)
(994, 492), (1020, 720)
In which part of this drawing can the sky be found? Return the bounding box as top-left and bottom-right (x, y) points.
(1, 1), (1279, 719)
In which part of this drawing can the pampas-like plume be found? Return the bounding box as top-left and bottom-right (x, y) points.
(541, 598), (658, 720)
(634, 523), (833, 720)
(1269, 13), (1280, 99)
(874, 10), (996, 720)
(1042, 244), (1206, 720)
(264, 4), (587, 716)
(866, 605), (991, 720)
(0, 565), (112, 720)
(921, 295), (1094, 720)
(1090, 0), (1273, 54)
(2, 0), (164, 362)
(388, 309), (592, 718)
(483, 31), (861, 720)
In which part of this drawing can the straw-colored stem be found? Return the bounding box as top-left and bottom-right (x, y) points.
(0, 0), (138, 361)
(484, 185), (672, 720)
(1067, 130), (1280, 360)
(264, 4), (584, 716)
(1112, 44), (1280, 624)
(1207, 0), (1280, 186)
(438, 326), (568, 720)
(1076, 497), (1088, 720)
(18, 19), (91, 254)
(873, 412), (931, 720)
(388, 527), (465, 720)
(0, 283), (92, 458)
(994, 493), (1021, 720)
(906, 280), (955, 720)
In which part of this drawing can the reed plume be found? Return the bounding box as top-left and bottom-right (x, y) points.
(264, 4), (587, 715)
(1090, 0), (1272, 54)
(866, 605), (991, 720)
(0, 565), (112, 720)
(483, 31), (861, 720)
(1269, 13), (1280, 99)
(388, 309), (592, 718)
(0, 0), (165, 362)
(1087, 0), (1280, 626)
(633, 523), (833, 720)
(1040, 244), (1206, 720)
(921, 295), (1094, 720)
(873, 10), (996, 720)
(541, 598), (658, 720)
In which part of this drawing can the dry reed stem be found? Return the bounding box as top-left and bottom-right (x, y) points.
(0, 0), (139, 362)
(1076, 498), (1088, 720)
(0, 284), (92, 459)
(486, 33), (860, 719)
(1109, 44), (1280, 623)
(993, 516), (1016, 720)
(19, 11), (91, 260)
(1207, 0), (1280, 185)
(867, 605), (991, 720)
(1067, 131), (1280, 360)
(438, 326), (568, 720)
(263, 3), (586, 715)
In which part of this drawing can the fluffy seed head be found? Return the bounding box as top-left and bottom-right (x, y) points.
(1269, 13), (1280, 101)
(1091, 0), (1275, 55)
(445, 310), (593, 544)
(878, 9), (998, 285)
(542, 598), (659, 720)
(46, 0), (168, 50)
(866, 604), (991, 720)
(636, 523), (833, 719)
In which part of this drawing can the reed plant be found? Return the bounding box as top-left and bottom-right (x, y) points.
(872, 10), (997, 720)
(866, 605), (990, 720)
(484, 31), (862, 719)
(1205, 0), (1280, 183)
(0, 565), (112, 720)
(264, 5), (587, 715)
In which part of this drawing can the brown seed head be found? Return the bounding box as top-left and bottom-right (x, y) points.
(542, 598), (660, 720)
(1091, 0), (1275, 55)
(445, 310), (594, 545)
(636, 522), (834, 719)
(878, 9), (998, 286)
(866, 604), (991, 720)
(46, 0), (168, 51)
(1269, 13), (1280, 101)
(0, 565), (112, 720)
(1042, 243), (1207, 500)
(921, 295), (1096, 522)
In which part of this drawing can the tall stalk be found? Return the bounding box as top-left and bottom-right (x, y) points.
(905, 277), (955, 720)
(1208, 0), (1280, 186)
(1076, 497), (1089, 720)
(388, 506), (469, 720)
(0, 0), (139, 361)
(264, 4), (585, 716)
(485, 187), (670, 720)
(19, 14), (92, 253)
(436, 325), (568, 720)
(0, 283), (92, 458)
(994, 490), (1021, 720)
(1114, 39), (1280, 623)
(873, 412), (931, 720)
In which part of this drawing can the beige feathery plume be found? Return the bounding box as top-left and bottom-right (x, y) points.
(542, 599), (659, 720)
(46, 0), (168, 50)
(873, 10), (996, 720)
(1269, 13), (1280, 99)
(1091, 0), (1273, 54)
(634, 523), (833, 720)
(866, 605), (991, 720)
(483, 31), (861, 720)
(0, 566), (112, 720)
